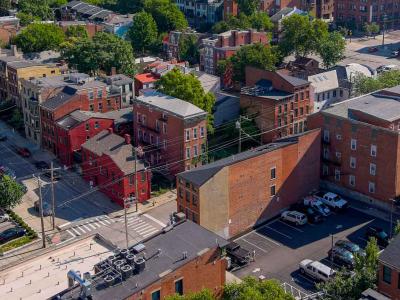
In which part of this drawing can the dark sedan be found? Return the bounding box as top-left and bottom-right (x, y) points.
(335, 240), (366, 257)
(365, 226), (389, 248)
(328, 246), (355, 269)
(0, 227), (26, 244)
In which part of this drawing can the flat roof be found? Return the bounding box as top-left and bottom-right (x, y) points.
(241, 79), (293, 100)
(54, 220), (228, 300)
(0, 237), (113, 300)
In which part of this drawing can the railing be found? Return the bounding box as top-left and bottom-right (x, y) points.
(281, 282), (324, 300)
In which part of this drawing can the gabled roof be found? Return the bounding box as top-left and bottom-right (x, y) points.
(379, 233), (400, 270)
(134, 73), (159, 84)
(308, 70), (339, 93)
(40, 87), (77, 111)
(278, 72), (310, 87)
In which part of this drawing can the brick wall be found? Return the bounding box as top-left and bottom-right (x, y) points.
(378, 263), (400, 300)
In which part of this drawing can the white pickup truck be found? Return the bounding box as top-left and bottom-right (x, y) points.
(303, 196), (331, 216)
(314, 191), (348, 211)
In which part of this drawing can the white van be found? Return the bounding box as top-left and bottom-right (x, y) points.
(299, 259), (336, 282)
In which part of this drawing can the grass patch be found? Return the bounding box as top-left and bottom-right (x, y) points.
(0, 235), (34, 253)
(151, 187), (170, 197)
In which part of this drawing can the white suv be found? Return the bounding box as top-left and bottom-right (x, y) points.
(281, 211), (307, 226)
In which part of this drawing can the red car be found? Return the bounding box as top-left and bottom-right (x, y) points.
(17, 147), (31, 157)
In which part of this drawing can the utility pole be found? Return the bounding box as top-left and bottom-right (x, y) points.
(124, 197), (130, 249)
(50, 162), (55, 230)
(236, 116), (242, 153)
(382, 14), (387, 48)
(134, 148), (139, 212)
(37, 176), (46, 248)
(330, 234), (334, 274)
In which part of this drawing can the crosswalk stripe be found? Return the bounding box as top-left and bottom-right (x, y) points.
(137, 226), (156, 235)
(103, 219), (111, 224)
(136, 225), (154, 233)
(128, 220), (145, 228)
(104, 215), (115, 223)
(96, 218), (107, 225)
(82, 224), (91, 231)
(71, 227), (81, 235)
(127, 218), (141, 224)
(88, 223), (97, 229)
(142, 229), (159, 238)
(77, 226), (86, 234)
(131, 223), (150, 231)
(66, 230), (76, 238)
(93, 222), (101, 228)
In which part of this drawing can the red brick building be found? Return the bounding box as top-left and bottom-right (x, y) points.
(40, 80), (121, 156)
(81, 129), (151, 206)
(241, 67), (313, 143)
(199, 30), (268, 75)
(134, 90), (207, 176)
(55, 108), (132, 167)
(307, 86), (400, 209)
(335, 0), (400, 30)
(55, 219), (228, 300)
(134, 73), (159, 96)
(378, 234), (400, 300)
(176, 129), (321, 238)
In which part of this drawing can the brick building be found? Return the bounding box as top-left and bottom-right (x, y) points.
(55, 108), (132, 167)
(199, 30), (268, 75)
(54, 219), (228, 300)
(81, 129), (151, 206)
(335, 0), (400, 30)
(162, 30), (205, 61)
(378, 234), (400, 300)
(174, 0), (224, 29)
(307, 86), (400, 209)
(0, 16), (19, 45)
(241, 66), (313, 143)
(134, 90), (207, 175)
(176, 129), (320, 239)
(58, 21), (103, 38)
(40, 80), (121, 156)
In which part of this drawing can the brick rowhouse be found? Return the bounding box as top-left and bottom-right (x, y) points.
(378, 234), (400, 300)
(176, 129), (321, 239)
(81, 129), (151, 206)
(241, 66), (313, 143)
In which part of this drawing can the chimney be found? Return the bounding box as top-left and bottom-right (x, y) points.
(111, 67), (117, 76)
(108, 128), (113, 134)
(124, 134), (131, 145)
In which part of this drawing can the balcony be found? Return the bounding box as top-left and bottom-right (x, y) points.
(139, 123), (160, 134)
(322, 157), (341, 166)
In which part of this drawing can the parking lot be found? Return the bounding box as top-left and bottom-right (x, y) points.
(233, 207), (391, 296)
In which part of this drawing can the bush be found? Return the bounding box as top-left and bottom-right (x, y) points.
(0, 235), (33, 253)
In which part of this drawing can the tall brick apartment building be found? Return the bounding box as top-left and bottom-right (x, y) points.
(134, 90), (207, 175)
(176, 129), (320, 239)
(40, 80), (121, 156)
(307, 86), (400, 209)
(199, 29), (268, 75)
(241, 67), (313, 143)
(335, 0), (400, 30)
(378, 234), (400, 300)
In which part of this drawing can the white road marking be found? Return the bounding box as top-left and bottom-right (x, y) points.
(241, 238), (269, 253)
(77, 226), (86, 234)
(88, 223), (97, 230)
(82, 224), (91, 231)
(295, 274), (315, 285)
(56, 236), (75, 246)
(93, 222), (101, 228)
(136, 225), (155, 234)
(143, 213), (167, 227)
(278, 220), (304, 232)
(104, 215), (115, 222)
(264, 226), (293, 239)
(71, 227), (81, 236)
(137, 226), (157, 235)
(66, 230), (76, 238)
(95, 218), (107, 225)
(253, 231), (281, 246)
(128, 220), (144, 227)
(102, 219), (111, 224)
(127, 218), (141, 224)
(142, 229), (159, 238)
(131, 223), (150, 231)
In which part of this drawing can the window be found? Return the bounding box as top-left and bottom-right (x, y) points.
(88, 91), (94, 100)
(398, 272), (400, 289)
(85, 123), (89, 131)
(350, 157), (356, 168)
(383, 265), (392, 284)
(370, 163), (376, 176)
(349, 175), (355, 186)
(98, 103), (103, 111)
(175, 279), (183, 295)
(193, 128), (198, 139)
(323, 129), (330, 142)
(270, 185), (276, 196)
(323, 147), (329, 159)
(270, 167), (276, 179)
(351, 139), (357, 150)
(335, 169), (340, 181)
(193, 145), (198, 157)
(322, 164), (329, 176)
(368, 181), (375, 193)
(185, 190), (190, 203)
(163, 123), (167, 134)
(129, 175), (134, 186)
(89, 104), (94, 111)
(336, 152), (341, 159)
(94, 121), (99, 129)
(185, 129), (190, 141)
(192, 194), (197, 206)
(186, 147), (190, 159)
(371, 145), (377, 157)
(151, 290), (161, 300)
(200, 126), (205, 137)
(97, 89), (103, 98)
(336, 134), (342, 140)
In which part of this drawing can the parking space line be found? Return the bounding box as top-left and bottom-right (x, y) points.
(264, 226), (293, 239)
(241, 238), (269, 254)
(296, 273), (315, 285)
(66, 230), (76, 238)
(253, 232), (281, 246)
(277, 220), (304, 232)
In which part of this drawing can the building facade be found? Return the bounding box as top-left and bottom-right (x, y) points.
(163, 30), (204, 60)
(81, 129), (151, 206)
(134, 90), (207, 175)
(175, 0), (224, 29)
(241, 67), (313, 143)
(200, 30), (268, 75)
(307, 86), (400, 208)
(176, 129), (321, 239)
(378, 234), (400, 300)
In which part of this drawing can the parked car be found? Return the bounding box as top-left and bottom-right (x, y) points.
(34, 200), (53, 216)
(365, 226), (389, 247)
(376, 64), (399, 74)
(281, 211), (308, 226)
(0, 213), (10, 223)
(16, 147), (31, 158)
(299, 259), (336, 282)
(0, 166), (16, 179)
(368, 46), (378, 53)
(313, 191), (348, 211)
(328, 246), (355, 269)
(335, 240), (366, 257)
(304, 196), (331, 216)
(0, 134), (7, 141)
(390, 50), (399, 57)
(291, 203), (324, 223)
(0, 227), (26, 244)
(34, 161), (49, 170)
(226, 242), (252, 266)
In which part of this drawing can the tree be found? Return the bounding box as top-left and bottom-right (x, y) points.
(18, 0), (54, 21)
(178, 34), (199, 65)
(393, 220), (400, 237)
(13, 23), (65, 53)
(248, 12), (274, 31)
(16, 12), (39, 26)
(65, 25), (89, 39)
(363, 23), (372, 37)
(237, 0), (259, 15)
(144, 0), (188, 32)
(156, 68), (216, 132)
(223, 276), (294, 300)
(353, 70), (400, 96)
(166, 289), (215, 300)
(115, 0), (145, 13)
(318, 238), (380, 300)
(10, 109), (24, 130)
(369, 22), (380, 38)
(128, 12), (158, 54)
(318, 31), (346, 69)
(0, 175), (24, 210)
(0, 0), (11, 14)
(212, 13), (273, 34)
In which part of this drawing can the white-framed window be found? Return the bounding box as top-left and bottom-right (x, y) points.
(186, 147), (191, 159)
(335, 168), (341, 181)
(349, 175), (355, 186)
(270, 185), (276, 196)
(351, 138), (357, 150)
(200, 126), (205, 137)
(323, 147), (329, 159)
(368, 181), (375, 193)
(370, 163), (376, 176)
(336, 151), (341, 159)
(323, 129), (330, 142)
(350, 157), (356, 168)
(142, 115), (146, 126)
(322, 164), (329, 176)
(270, 167), (276, 179)
(193, 145), (198, 157)
(185, 129), (190, 141)
(370, 144), (377, 157)
(193, 128), (198, 139)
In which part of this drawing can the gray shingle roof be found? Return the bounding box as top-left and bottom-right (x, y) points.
(54, 220), (228, 300)
(278, 72), (310, 87)
(379, 234), (400, 270)
(136, 90), (207, 119)
(81, 130), (145, 175)
(40, 89), (76, 111)
(270, 7), (294, 22)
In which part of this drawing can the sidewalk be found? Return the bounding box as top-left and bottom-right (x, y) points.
(350, 197), (400, 224)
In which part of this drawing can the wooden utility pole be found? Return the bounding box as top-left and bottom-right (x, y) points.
(124, 198), (129, 249)
(37, 176), (46, 248)
(50, 162), (56, 230)
(134, 147), (139, 212)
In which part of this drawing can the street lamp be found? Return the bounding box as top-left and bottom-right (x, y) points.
(382, 14), (388, 48)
